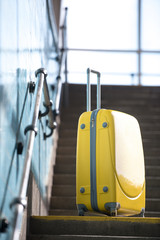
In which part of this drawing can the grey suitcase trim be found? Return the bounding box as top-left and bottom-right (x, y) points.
(90, 109), (100, 211)
(87, 68), (101, 112)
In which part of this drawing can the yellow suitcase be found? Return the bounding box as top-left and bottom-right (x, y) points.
(76, 68), (145, 216)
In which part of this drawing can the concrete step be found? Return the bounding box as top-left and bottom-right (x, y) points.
(70, 111), (160, 118)
(143, 140), (160, 148)
(57, 146), (160, 157)
(59, 129), (77, 138)
(61, 107), (160, 116)
(146, 199), (160, 212)
(49, 209), (78, 216)
(52, 185), (160, 200)
(145, 211), (160, 218)
(57, 146), (76, 155)
(60, 115), (79, 123)
(59, 125), (160, 139)
(29, 216), (160, 237)
(135, 131), (160, 139)
(56, 156), (160, 167)
(67, 83), (160, 93)
(53, 174), (76, 185)
(145, 166), (160, 177)
(60, 123), (160, 133)
(61, 115), (160, 125)
(54, 165), (159, 177)
(50, 195), (159, 213)
(61, 115), (160, 124)
(58, 138), (77, 146)
(68, 88), (160, 98)
(28, 234), (160, 240)
(48, 209), (106, 216)
(59, 128), (160, 141)
(58, 138), (160, 149)
(52, 185), (75, 197)
(56, 156), (160, 166)
(53, 175), (160, 189)
(66, 99), (160, 109)
(146, 177), (160, 187)
(62, 105), (160, 115)
(56, 155), (76, 164)
(59, 127), (160, 139)
(65, 86), (160, 106)
(49, 208), (160, 218)
(146, 187), (160, 199)
(54, 164), (76, 174)
(144, 148), (160, 157)
(145, 157), (160, 166)
(141, 127), (160, 133)
(50, 196), (76, 210)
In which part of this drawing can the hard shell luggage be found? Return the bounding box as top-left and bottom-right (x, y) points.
(76, 68), (145, 216)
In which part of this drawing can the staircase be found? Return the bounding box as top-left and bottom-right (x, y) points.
(28, 84), (160, 239)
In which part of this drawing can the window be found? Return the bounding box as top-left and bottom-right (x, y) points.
(141, 0), (160, 50)
(63, 0), (160, 85)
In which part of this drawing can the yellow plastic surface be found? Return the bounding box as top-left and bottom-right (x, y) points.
(76, 111), (92, 210)
(76, 109), (145, 215)
(112, 110), (145, 198)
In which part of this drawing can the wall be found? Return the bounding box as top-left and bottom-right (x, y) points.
(0, 0), (59, 239)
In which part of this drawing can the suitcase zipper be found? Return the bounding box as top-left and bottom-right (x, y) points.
(90, 109), (100, 211)
(91, 118), (94, 128)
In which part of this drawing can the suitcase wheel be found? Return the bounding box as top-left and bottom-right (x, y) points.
(78, 209), (85, 216)
(139, 208), (145, 217)
(77, 204), (88, 216)
(104, 202), (120, 216)
(110, 210), (117, 217)
(131, 208), (145, 218)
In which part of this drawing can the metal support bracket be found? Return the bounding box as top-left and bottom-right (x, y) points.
(0, 218), (9, 233)
(39, 105), (49, 118)
(43, 122), (57, 140)
(52, 109), (60, 121)
(16, 142), (24, 155)
(44, 128), (54, 140)
(10, 197), (27, 210)
(29, 81), (36, 93)
(24, 125), (38, 136)
(39, 100), (53, 119)
(35, 68), (47, 78)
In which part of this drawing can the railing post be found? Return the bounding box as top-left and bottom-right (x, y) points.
(63, 7), (69, 108)
(64, 49), (69, 108)
(138, 0), (142, 86)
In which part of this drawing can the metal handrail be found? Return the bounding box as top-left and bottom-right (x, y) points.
(54, 7), (68, 116)
(10, 6), (68, 239)
(10, 68), (55, 240)
(47, 0), (59, 53)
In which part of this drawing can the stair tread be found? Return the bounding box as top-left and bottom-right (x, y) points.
(30, 215), (160, 237)
(28, 234), (160, 240)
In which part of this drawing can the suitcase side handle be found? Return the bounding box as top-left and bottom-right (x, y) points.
(87, 68), (101, 111)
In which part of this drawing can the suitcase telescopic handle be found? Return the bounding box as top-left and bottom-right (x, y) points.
(87, 68), (101, 111)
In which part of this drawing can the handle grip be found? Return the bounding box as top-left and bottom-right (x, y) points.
(87, 68), (101, 111)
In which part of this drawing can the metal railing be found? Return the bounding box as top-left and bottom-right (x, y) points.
(54, 7), (68, 115)
(9, 68), (56, 240)
(9, 7), (68, 240)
